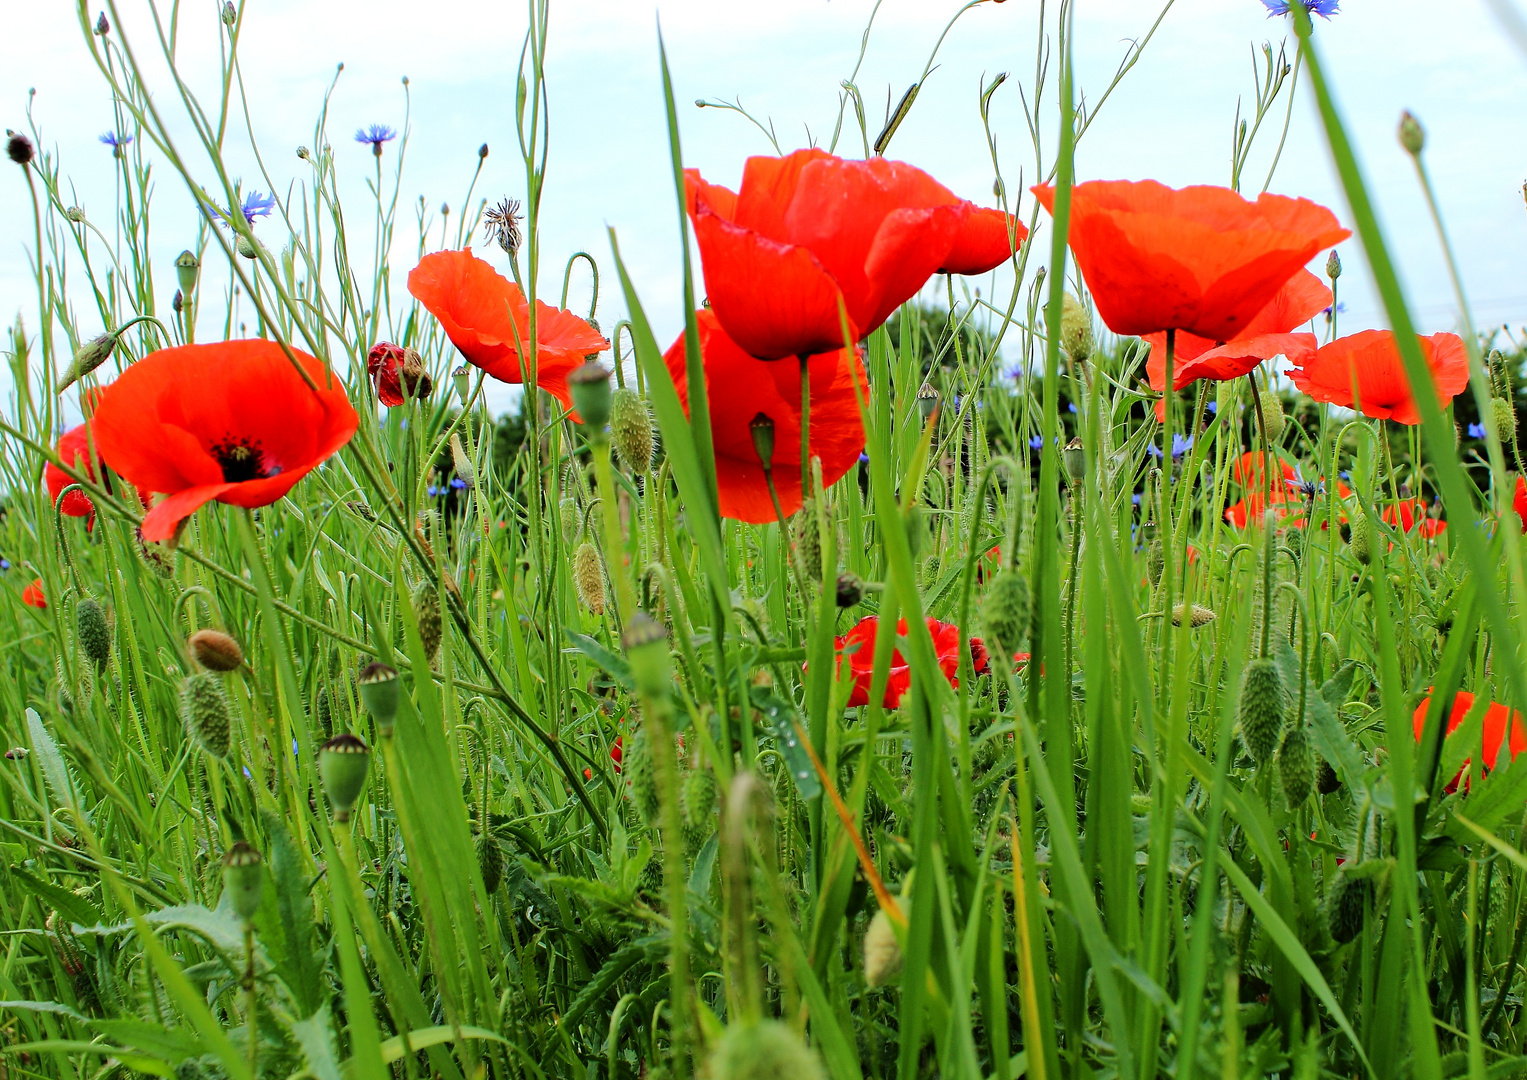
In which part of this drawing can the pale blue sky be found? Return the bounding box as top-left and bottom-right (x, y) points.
(2, 0), (1524, 414)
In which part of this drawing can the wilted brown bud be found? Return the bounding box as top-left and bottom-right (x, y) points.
(189, 628), (244, 671)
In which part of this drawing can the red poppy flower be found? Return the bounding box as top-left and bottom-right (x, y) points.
(1143, 270), (1330, 419)
(407, 250), (609, 409)
(21, 578), (46, 609)
(610, 735), (623, 775)
(1516, 477), (1527, 532)
(1287, 330), (1469, 425)
(46, 423), (101, 528)
(1031, 180), (1348, 340)
(1412, 689), (1527, 792)
(685, 149), (1024, 360)
(1222, 453), (1350, 529)
(91, 341), (359, 542)
(367, 342), (433, 407)
(831, 615), (988, 709)
(663, 309), (865, 523)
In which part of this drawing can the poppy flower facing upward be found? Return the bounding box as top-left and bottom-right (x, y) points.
(663, 309), (865, 523)
(685, 148), (1024, 360)
(1413, 689), (1527, 792)
(407, 249), (609, 410)
(1143, 269), (1331, 418)
(1287, 330), (1469, 425)
(91, 341), (359, 541)
(367, 342), (432, 407)
(46, 423), (102, 528)
(21, 578), (46, 609)
(1031, 179), (1349, 341)
(831, 615), (988, 710)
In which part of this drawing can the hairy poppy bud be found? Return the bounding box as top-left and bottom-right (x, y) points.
(749, 411), (775, 471)
(57, 333), (118, 393)
(623, 612), (671, 701)
(864, 902), (908, 988)
(623, 727), (660, 825)
(1060, 293), (1094, 363)
(706, 1020), (826, 1080)
(449, 433), (475, 488)
(1348, 503), (1373, 565)
(1063, 437), (1085, 484)
(181, 672), (232, 758)
(793, 500), (827, 583)
(567, 361), (612, 428)
(559, 496), (580, 545)
(357, 662), (399, 735)
(572, 542), (606, 615)
(1146, 538), (1164, 586)
(1237, 657), (1286, 765)
(222, 842), (264, 922)
(1278, 723), (1314, 806)
(175, 250), (200, 297)
(7, 131), (34, 166)
(836, 572), (866, 608)
(682, 767), (718, 853)
(1492, 397), (1516, 442)
(189, 628), (244, 671)
(982, 569), (1031, 659)
(1316, 758), (1342, 795)
(476, 830), (503, 893)
(75, 597), (111, 672)
(916, 384), (940, 423)
(1398, 110), (1425, 155)
(1171, 603), (1216, 628)
(1324, 868), (1371, 945)
(1325, 250), (1342, 281)
(611, 388), (654, 473)
(1258, 389), (1286, 444)
(318, 734), (370, 820)
(412, 580), (442, 662)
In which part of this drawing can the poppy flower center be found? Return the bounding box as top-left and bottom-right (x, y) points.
(211, 437), (278, 483)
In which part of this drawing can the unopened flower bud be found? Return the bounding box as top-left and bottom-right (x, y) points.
(1324, 868), (1371, 944)
(75, 597), (111, 672)
(567, 361), (613, 428)
(706, 1021), (826, 1080)
(1278, 723), (1314, 806)
(412, 580), (442, 662)
(181, 672), (232, 758)
(1398, 110), (1425, 155)
(1492, 397), (1516, 442)
(357, 662), (399, 735)
(235, 234), (260, 260)
(1325, 250), (1342, 281)
(318, 734), (370, 821)
(1237, 657), (1285, 765)
(982, 569), (1031, 659)
(57, 333), (117, 393)
(573, 542), (606, 614)
(611, 388), (654, 473)
(64, 206), (85, 223)
(476, 831), (503, 892)
(478, 143), (489, 160)
(189, 628), (244, 671)
(835, 572), (866, 608)
(1348, 502), (1373, 565)
(1060, 293), (1093, 363)
(222, 842), (263, 921)
(623, 612), (671, 700)
(1171, 603), (1216, 628)
(864, 903), (908, 988)
(7, 132), (34, 166)
(172, 289), (184, 315)
(95, 12), (110, 34)
(449, 433), (476, 488)
(750, 412), (776, 471)
(221, 2), (237, 25)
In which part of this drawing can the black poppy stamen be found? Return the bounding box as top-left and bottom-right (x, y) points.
(211, 437), (278, 483)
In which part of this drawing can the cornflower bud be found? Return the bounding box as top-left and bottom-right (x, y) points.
(222, 2), (237, 25)
(1237, 657), (1286, 765)
(172, 290), (184, 315)
(222, 842), (264, 922)
(95, 12), (110, 34)
(1278, 723), (1314, 805)
(611, 388), (654, 473)
(573, 541), (606, 614)
(64, 206), (85, 223)
(478, 143), (489, 160)
(1398, 110), (1425, 155)
(318, 734), (370, 821)
(189, 628), (244, 671)
(357, 662), (399, 735)
(1325, 250), (1342, 281)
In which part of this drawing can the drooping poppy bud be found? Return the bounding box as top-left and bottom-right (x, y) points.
(982, 569), (1031, 660)
(1237, 657), (1286, 765)
(56, 333), (117, 393)
(317, 734), (370, 821)
(181, 672), (232, 758)
(476, 831), (503, 893)
(188, 628), (244, 671)
(1278, 723), (1314, 806)
(611, 388), (654, 473)
(235, 234), (260, 260)
(412, 580), (442, 663)
(1492, 397), (1516, 442)
(572, 542), (606, 614)
(221, 842), (264, 922)
(357, 662), (399, 735)
(75, 597), (111, 672)
(1060, 293), (1094, 363)
(623, 726), (660, 825)
(749, 411), (776, 471)
(1257, 389), (1286, 444)
(449, 433), (475, 488)
(1324, 868), (1371, 945)
(793, 500), (827, 583)
(1316, 758), (1342, 795)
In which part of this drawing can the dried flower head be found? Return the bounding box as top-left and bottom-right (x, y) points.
(484, 197), (523, 256)
(6, 131), (35, 166)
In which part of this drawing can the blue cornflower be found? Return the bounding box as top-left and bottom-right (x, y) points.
(1066, 402), (1078, 414)
(1147, 433), (1194, 460)
(1207, 401), (1218, 414)
(240, 190), (276, 223)
(426, 484), (441, 497)
(1468, 422), (1487, 440)
(449, 477), (467, 490)
(356, 124), (397, 156)
(0, 558), (10, 572)
(1131, 493), (1142, 506)
(99, 131), (132, 157)
(858, 451), (870, 465)
(1260, 0), (1339, 17)
(1028, 434), (1044, 450)
(1323, 301), (1348, 318)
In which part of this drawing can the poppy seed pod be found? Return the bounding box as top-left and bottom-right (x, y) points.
(916, 384), (940, 423)
(75, 597), (111, 672)
(222, 842), (264, 922)
(1257, 389), (1286, 444)
(476, 831), (503, 894)
(706, 1020), (826, 1080)
(357, 662), (400, 735)
(181, 672), (232, 758)
(1398, 110), (1425, 155)
(1278, 723), (1314, 806)
(175, 250), (200, 297)
(1325, 868), (1371, 945)
(188, 628), (244, 672)
(622, 612), (672, 701)
(864, 903), (908, 988)
(56, 333), (117, 393)
(1063, 437), (1085, 484)
(610, 388), (654, 473)
(1237, 657), (1286, 765)
(749, 411), (776, 471)
(412, 580), (442, 662)
(623, 727), (660, 824)
(567, 361), (613, 428)
(1325, 250), (1342, 281)
(1060, 293), (1094, 363)
(982, 569), (1031, 660)
(572, 542), (606, 615)
(452, 365), (471, 405)
(317, 734), (370, 820)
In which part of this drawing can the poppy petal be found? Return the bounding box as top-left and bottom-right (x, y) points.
(940, 205), (1027, 274)
(141, 482), (236, 541)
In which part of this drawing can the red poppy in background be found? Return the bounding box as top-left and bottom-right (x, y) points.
(46, 423), (101, 528)
(685, 149), (1024, 360)
(1413, 689), (1527, 792)
(407, 250), (609, 409)
(1143, 270), (1331, 419)
(610, 735), (624, 775)
(663, 309), (865, 523)
(21, 578), (46, 609)
(1223, 453), (1350, 529)
(1516, 477), (1527, 532)
(1381, 499), (1446, 538)
(832, 615), (988, 709)
(91, 341), (359, 542)
(1031, 180), (1348, 340)
(1287, 330), (1468, 425)
(367, 342), (433, 407)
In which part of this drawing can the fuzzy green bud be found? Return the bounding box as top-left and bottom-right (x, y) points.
(793, 500), (826, 583)
(412, 580), (442, 663)
(235, 234), (260, 261)
(1325, 250), (1342, 281)
(1237, 657), (1286, 765)
(567, 361), (613, 428)
(1060, 293), (1094, 363)
(222, 842), (264, 923)
(1492, 397), (1516, 442)
(181, 672), (232, 758)
(476, 831), (503, 894)
(57, 333), (117, 393)
(1278, 723), (1314, 806)
(357, 662), (399, 735)
(982, 569), (1031, 660)
(188, 628), (243, 672)
(1146, 538), (1164, 587)
(1258, 389), (1286, 444)
(449, 434), (475, 489)
(623, 726), (660, 825)
(1171, 603), (1216, 628)
(572, 542), (606, 615)
(706, 1021), (826, 1080)
(75, 597), (110, 672)
(611, 388), (654, 473)
(750, 411), (776, 471)
(863, 902), (908, 988)
(559, 497), (580, 545)
(622, 613), (671, 701)
(1348, 503), (1373, 566)
(682, 767), (719, 853)
(1316, 758), (1342, 795)
(318, 734), (370, 820)
(1325, 869), (1371, 945)
(1398, 110), (1425, 155)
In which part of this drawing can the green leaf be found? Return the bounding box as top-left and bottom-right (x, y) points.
(261, 809), (324, 1017)
(26, 708), (84, 821)
(564, 629), (635, 691)
(289, 1006), (344, 1080)
(750, 689), (822, 801)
